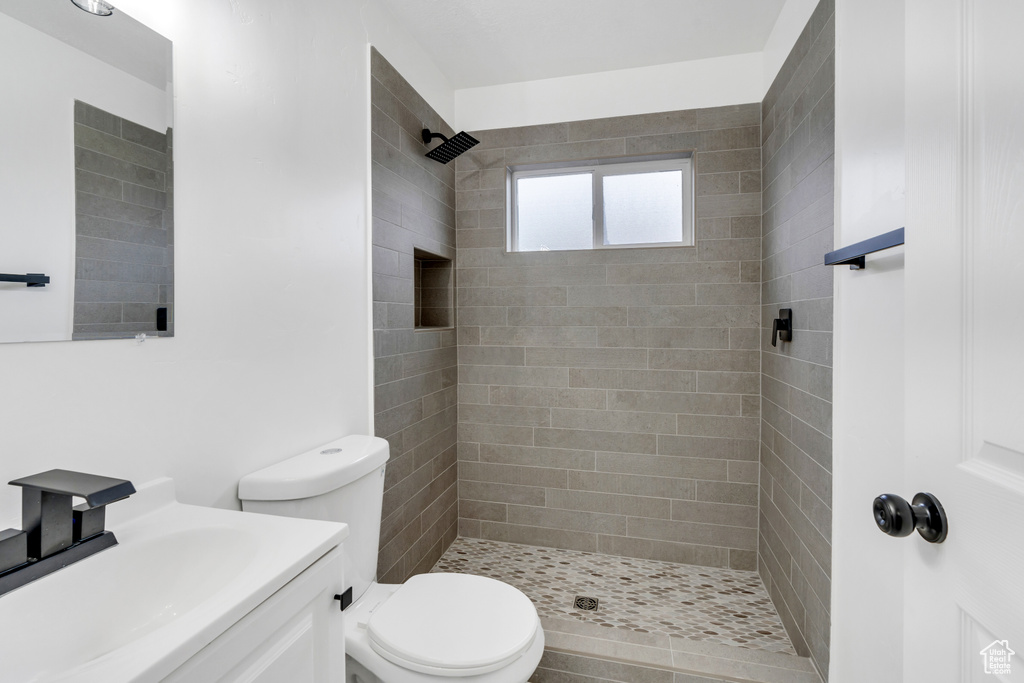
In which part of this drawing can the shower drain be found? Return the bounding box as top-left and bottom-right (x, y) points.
(573, 595), (599, 611)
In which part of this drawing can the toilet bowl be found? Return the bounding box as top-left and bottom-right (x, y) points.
(238, 435), (544, 683)
(345, 577), (544, 683)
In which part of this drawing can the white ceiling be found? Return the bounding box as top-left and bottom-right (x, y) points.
(377, 0), (788, 89)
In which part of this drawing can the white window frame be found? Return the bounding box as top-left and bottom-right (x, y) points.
(508, 154), (694, 252)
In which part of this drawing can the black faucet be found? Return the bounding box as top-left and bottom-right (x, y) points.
(0, 469), (135, 597)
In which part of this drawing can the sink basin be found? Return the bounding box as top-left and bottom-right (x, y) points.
(0, 478), (347, 682)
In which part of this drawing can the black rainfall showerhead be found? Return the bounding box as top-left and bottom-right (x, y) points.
(422, 128), (479, 164)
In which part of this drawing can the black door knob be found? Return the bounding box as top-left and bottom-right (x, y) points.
(872, 492), (948, 543)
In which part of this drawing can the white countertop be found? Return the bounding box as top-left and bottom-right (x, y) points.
(0, 478), (347, 682)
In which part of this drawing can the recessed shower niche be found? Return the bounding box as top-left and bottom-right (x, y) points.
(413, 248), (452, 329)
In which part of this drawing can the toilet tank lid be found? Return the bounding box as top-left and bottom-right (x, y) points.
(238, 435), (389, 501)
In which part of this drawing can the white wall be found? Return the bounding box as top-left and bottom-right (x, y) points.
(0, 12), (168, 343)
(830, 0), (906, 679)
(0, 0), (376, 524)
(762, 0), (821, 93)
(455, 52), (764, 131)
(360, 1), (455, 126)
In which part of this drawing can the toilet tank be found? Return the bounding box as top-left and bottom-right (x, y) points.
(238, 435), (389, 603)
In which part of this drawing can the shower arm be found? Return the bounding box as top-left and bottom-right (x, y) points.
(422, 129), (450, 145)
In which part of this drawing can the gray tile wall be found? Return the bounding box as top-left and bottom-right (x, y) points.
(455, 105), (763, 571)
(73, 100), (173, 339)
(758, 0), (834, 676)
(371, 49), (459, 583)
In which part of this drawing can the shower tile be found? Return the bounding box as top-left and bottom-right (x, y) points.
(676, 414), (760, 440)
(455, 227), (504, 248)
(460, 461), (566, 488)
(546, 630), (677, 668)
(460, 499), (509, 522)
(697, 238), (763, 263)
(458, 422), (535, 447)
(551, 408), (677, 434)
(507, 505), (628, 536)
(697, 172), (741, 197)
(595, 453), (727, 482)
(596, 534), (730, 568)
(479, 523), (599, 553)
(695, 283), (762, 306)
(472, 123), (569, 150)
(698, 148), (762, 174)
(727, 461), (760, 484)
(695, 104), (762, 132)
(729, 549), (758, 571)
(489, 386), (607, 410)
(669, 637), (819, 683)
(371, 49), (463, 588)
(436, 538), (816, 683)
(74, 100), (120, 136)
(479, 443), (597, 470)
(607, 391), (741, 417)
(459, 480), (545, 506)
(533, 650), (676, 683)
(534, 428), (657, 454)
(568, 471), (694, 501)
(503, 139), (626, 166)
(543, 616), (672, 648)
(694, 480), (758, 505)
(567, 109), (698, 142)
(460, 286), (566, 307)
(546, 489), (671, 519)
(669, 499), (757, 527)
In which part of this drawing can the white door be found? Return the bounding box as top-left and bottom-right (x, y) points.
(904, 0), (1024, 680)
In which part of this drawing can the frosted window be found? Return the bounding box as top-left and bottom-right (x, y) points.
(603, 171), (683, 245)
(516, 174), (593, 251)
(509, 155), (692, 252)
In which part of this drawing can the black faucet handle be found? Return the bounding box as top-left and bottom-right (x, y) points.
(9, 469), (135, 508)
(9, 470), (135, 560)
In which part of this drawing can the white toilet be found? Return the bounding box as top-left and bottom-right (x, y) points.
(238, 435), (544, 683)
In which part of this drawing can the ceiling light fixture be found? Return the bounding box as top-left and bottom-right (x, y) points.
(70, 0), (115, 16)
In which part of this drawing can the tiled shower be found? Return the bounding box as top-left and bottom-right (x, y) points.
(371, 0), (834, 679)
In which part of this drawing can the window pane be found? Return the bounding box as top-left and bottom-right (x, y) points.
(516, 174), (593, 251)
(603, 170), (684, 245)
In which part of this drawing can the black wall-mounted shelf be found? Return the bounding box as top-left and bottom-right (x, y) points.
(824, 228), (905, 270)
(0, 273), (50, 287)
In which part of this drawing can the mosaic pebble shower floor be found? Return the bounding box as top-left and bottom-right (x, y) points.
(431, 537), (796, 655)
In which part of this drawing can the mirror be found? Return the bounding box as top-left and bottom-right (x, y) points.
(0, 1), (172, 343)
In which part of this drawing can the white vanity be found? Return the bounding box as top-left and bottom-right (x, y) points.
(0, 479), (347, 682)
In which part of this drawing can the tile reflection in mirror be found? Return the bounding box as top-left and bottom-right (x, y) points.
(73, 101), (173, 340)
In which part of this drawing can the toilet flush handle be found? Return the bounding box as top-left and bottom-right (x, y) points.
(334, 586), (353, 611)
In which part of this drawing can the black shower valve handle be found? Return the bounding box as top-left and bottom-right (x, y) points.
(771, 309), (792, 347)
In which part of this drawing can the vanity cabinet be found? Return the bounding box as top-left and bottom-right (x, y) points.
(163, 546), (344, 682)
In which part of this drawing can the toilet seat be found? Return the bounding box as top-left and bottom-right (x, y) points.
(366, 573), (540, 677)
